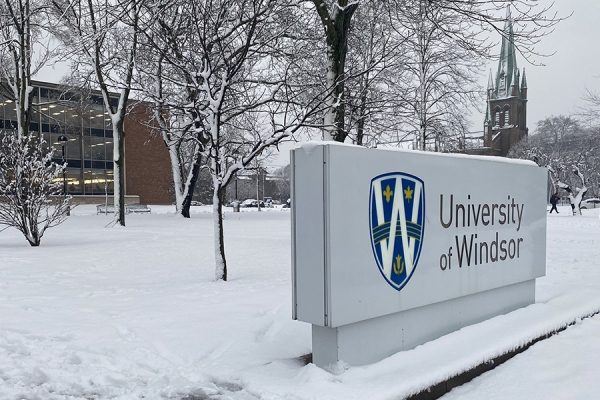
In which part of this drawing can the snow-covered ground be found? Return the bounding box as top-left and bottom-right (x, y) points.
(0, 204), (598, 399)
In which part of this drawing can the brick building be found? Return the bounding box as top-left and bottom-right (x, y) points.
(0, 81), (172, 204)
(122, 104), (172, 204)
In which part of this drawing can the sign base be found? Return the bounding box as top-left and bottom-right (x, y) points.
(312, 279), (535, 368)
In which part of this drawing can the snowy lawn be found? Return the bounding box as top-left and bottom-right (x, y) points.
(0, 204), (598, 399)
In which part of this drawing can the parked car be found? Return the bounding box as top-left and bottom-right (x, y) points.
(240, 199), (265, 208)
(580, 198), (600, 209)
(263, 197), (273, 207)
(190, 200), (203, 206)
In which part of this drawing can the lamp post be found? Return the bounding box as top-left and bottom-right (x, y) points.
(57, 135), (68, 195)
(256, 167), (261, 212)
(57, 135), (70, 216)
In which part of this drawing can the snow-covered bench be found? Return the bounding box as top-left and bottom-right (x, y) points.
(126, 204), (151, 214)
(96, 204), (151, 215)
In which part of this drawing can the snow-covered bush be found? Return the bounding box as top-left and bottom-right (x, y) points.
(0, 132), (71, 246)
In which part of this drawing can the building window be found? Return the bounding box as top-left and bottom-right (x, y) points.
(66, 167), (82, 194)
(503, 105), (511, 126)
(499, 71), (506, 93)
(0, 84), (117, 196)
(494, 106), (501, 126)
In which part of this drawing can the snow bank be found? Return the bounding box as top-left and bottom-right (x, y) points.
(0, 205), (598, 399)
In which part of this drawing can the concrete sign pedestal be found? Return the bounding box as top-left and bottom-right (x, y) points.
(312, 280), (534, 367)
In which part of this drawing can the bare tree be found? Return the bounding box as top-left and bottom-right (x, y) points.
(0, 0), (53, 138)
(510, 116), (599, 213)
(391, 1), (485, 151)
(52, 0), (145, 227)
(536, 115), (581, 145)
(579, 89), (600, 125)
(138, 0), (326, 280)
(343, 1), (407, 148)
(196, 0), (323, 281)
(0, 0), (70, 245)
(271, 164), (290, 202)
(135, 0), (208, 218)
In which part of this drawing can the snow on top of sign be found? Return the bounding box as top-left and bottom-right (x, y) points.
(298, 141), (539, 167)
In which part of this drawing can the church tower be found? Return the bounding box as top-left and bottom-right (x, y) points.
(483, 7), (528, 156)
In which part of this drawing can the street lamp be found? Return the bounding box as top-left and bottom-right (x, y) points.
(57, 135), (68, 195)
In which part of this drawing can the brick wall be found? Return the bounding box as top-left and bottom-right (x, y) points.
(124, 103), (172, 204)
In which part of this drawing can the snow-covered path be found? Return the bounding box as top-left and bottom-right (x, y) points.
(441, 315), (600, 399)
(0, 205), (598, 399)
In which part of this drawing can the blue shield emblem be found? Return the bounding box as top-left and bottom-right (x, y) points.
(369, 172), (425, 291)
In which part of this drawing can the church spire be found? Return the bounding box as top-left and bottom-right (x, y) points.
(494, 6), (518, 99)
(511, 67), (520, 97)
(477, 5), (528, 157)
(521, 68), (528, 99)
(487, 69), (495, 100)
(484, 98), (492, 127)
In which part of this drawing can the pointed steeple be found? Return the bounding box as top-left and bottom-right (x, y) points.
(520, 68), (528, 100)
(487, 70), (494, 90)
(511, 68), (520, 97)
(487, 69), (495, 100)
(484, 99), (492, 127)
(494, 6), (518, 99)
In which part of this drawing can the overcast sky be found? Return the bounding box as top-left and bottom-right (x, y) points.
(35, 1), (598, 167)
(485, 0), (600, 130)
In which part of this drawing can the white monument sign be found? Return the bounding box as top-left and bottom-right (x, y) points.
(291, 143), (547, 367)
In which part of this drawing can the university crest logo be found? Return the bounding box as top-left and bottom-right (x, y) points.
(369, 172), (425, 291)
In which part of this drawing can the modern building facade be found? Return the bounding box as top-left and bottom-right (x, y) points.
(0, 81), (172, 204)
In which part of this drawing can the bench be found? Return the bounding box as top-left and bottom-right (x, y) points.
(126, 204), (151, 214)
(97, 204), (151, 215)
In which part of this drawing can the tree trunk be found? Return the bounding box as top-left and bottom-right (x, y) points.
(181, 151), (203, 218)
(314, 0), (359, 143)
(155, 57), (203, 220)
(213, 184), (227, 281)
(114, 120), (126, 226)
(27, 234), (40, 247)
(24, 209), (40, 246)
(356, 79), (368, 146)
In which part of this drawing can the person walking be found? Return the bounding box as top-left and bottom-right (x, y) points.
(549, 192), (559, 214)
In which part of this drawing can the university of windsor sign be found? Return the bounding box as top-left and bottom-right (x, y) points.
(291, 143), (546, 368)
